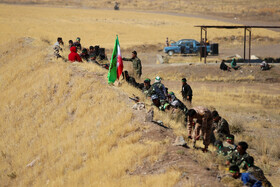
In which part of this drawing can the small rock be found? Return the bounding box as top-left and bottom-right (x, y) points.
(145, 108), (154, 122)
(132, 102), (145, 110)
(173, 136), (187, 146)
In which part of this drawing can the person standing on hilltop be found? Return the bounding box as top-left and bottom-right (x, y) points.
(53, 37), (64, 59)
(122, 51), (142, 78)
(186, 106), (212, 152)
(181, 78), (193, 104)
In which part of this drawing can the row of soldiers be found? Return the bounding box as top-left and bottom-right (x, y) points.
(123, 72), (271, 186)
(215, 137), (272, 187)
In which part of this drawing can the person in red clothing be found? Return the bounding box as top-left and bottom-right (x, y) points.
(68, 46), (82, 62)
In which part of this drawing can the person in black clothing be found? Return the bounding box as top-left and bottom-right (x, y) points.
(181, 78), (193, 103)
(123, 71), (139, 88)
(68, 40), (74, 49)
(73, 37), (82, 51)
(220, 60), (231, 71)
(89, 46), (95, 56)
(80, 48), (89, 62)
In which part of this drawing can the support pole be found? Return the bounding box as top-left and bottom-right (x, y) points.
(204, 28), (207, 64)
(244, 27), (246, 62)
(248, 28), (251, 64)
(200, 27), (202, 62)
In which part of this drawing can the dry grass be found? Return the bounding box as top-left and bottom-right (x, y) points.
(0, 38), (183, 186)
(0, 4), (280, 50)
(2, 0), (280, 21)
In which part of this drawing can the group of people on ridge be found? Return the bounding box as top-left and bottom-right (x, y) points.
(53, 37), (272, 187)
(53, 37), (109, 69)
(123, 72), (271, 186)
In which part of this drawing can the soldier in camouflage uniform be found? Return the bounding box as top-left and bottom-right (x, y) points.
(53, 37), (64, 59)
(186, 106), (213, 152)
(211, 111), (230, 142)
(214, 140), (230, 156)
(226, 141), (250, 170)
(223, 134), (237, 156)
(122, 51), (142, 78)
(245, 156), (272, 187)
(168, 92), (188, 113)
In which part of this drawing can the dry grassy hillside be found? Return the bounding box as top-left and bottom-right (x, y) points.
(0, 37), (186, 186)
(1, 4), (280, 186)
(1, 0), (280, 22)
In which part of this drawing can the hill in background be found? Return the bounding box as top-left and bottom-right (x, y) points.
(1, 0), (280, 22)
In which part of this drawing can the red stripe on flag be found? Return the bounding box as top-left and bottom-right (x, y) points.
(117, 55), (123, 79)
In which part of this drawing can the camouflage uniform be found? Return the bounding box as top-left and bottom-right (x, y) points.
(142, 84), (151, 95)
(227, 150), (250, 170)
(248, 166), (272, 187)
(213, 118), (230, 141)
(123, 57), (142, 78)
(188, 106), (212, 148)
(223, 142), (237, 156)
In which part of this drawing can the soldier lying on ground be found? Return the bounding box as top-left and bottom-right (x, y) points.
(167, 91), (188, 125)
(151, 95), (161, 108)
(245, 156), (272, 187)
(123, 71), (139, 88)
(147, 76), (167, 105)
(186, 106), (213, 152)
(223, 134), (237, 156)
(214, 140), (231, 156)
(142, 79), (151, 95)
(229, 165), (262, 187)
(226, 141), (250, 170)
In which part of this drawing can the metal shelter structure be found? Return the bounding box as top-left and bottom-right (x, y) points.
(195, 25), (280, 64)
